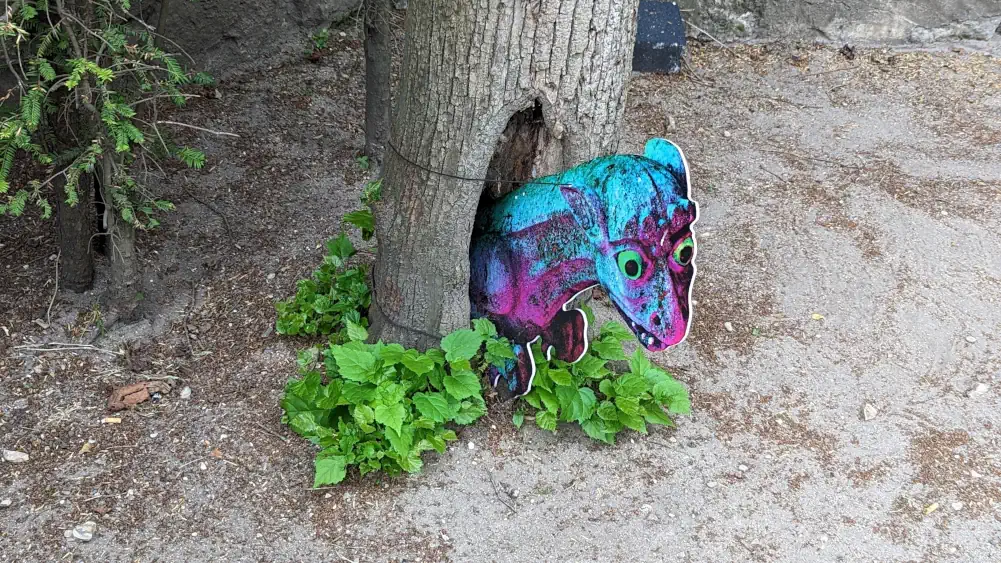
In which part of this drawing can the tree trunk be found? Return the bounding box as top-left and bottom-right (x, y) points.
(364, 0), (392, 171)
(369, 0), (639, 349)
(102, 159), (142, 321)
(55, 173), (95, 292)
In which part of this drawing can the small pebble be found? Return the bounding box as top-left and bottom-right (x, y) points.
(706, 481), (718, 489)
(199, 462), (207, 470)
(739, 464), (749, 472)
(72, 521), (97, 542)
(967, 383), (989, 398)
(965, 336), (977, 343)
(0, 498), (11, 508)
(723, 130), (732, 138)
(862, 403), (878, 421)
(2, 450), (29, 463)
(971, 470), (983, 478)
(180, 387), (192, 400)
(468, 442), (476, 450)
(266, 273), (276, 281)
(951, 501), (964, 511)
(724, 322), (734, 332)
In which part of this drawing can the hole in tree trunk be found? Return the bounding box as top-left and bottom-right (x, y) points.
(483, 99), (548, 201)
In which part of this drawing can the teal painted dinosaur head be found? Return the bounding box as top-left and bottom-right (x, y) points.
(560, 138), (698, 351)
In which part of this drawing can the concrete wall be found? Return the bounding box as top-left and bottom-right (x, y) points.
(677, 0), (1001, 45)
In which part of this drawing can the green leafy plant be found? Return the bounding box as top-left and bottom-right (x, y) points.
(281, 320), (491, 487)
(0, 0), (210, 226)
(311, 28), (330, 50)
(513, 307), (691, 444)
(274, 234), (371, 338)
(277, 197), (691, 488)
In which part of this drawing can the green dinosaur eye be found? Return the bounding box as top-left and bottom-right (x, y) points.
(617, 250), (643, 280)
(673, 237), (694, 266)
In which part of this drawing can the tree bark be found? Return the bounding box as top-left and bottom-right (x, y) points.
(364, 0), (392, 171)
(369, 0), (640, 349)
(102, 159), (142, 321)
(55, 173), (95, 292)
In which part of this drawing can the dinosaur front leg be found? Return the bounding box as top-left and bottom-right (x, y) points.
(485, 343), (536, 397)
(543, 308), (589, 364)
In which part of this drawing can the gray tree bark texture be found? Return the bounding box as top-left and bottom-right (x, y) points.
(364, 0), (392, 170)
(369, 0), (640, 349)
(55, 174), (95, 292)
(102, 161), (141, 322)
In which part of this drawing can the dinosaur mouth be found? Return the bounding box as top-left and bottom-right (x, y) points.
(610, 300), (665, 351)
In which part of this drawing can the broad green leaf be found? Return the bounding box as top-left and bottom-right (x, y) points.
(412, 417), (437, 430)
(314, 455), (347, 487)
(380, 343), (406, 365)
(652, 376), (688, 403)
(549, 368), (573, 387)
(412, 392), (454, 423)
(353, 404), (375, 426)
(618, 410), (647, 434)
(581, 418), (615, 444)
(385, 425), (413, 456)
(441, 429), (458, 441)
(568, 387), (598, 423)
(643, 402), (675, 427)
(316, 381), (343, 409)
(426, 348), (446, 365)
(485, 338), (516, 364)
(573, 354), (608, 379)
(615, 395), (642, 417)
(345, 320), (368, 342)
(343, 209), (374, 233)
(628, 348), (652, 377)
(598, 379), (616, 398)
(443, 371), (481, 401)
(512, 409), (525, 428)
(329, 345), (377, 382)
(536, 387), (559, 414)
(555, 386), (577, 420)
(614, 372), (648, 398)
(375, 382), (406, 407)
(374, 403), (407, 434)
(401, 350), (435, 375)
(453, 396), (487, 424)
(473, 317), (498, 338)
(668, 394), (692, 415)
(398, 449), (424, 473)
(440, 329), (483, 362)
(591, 337), (627, 361)
(536, 411), (557, 432)
(341, 381), (376, 404)
(326, 234), (355, 261)
(600, 321), (634, 343)
(596, 400), (618, 421)
(426, 433), (447, 454)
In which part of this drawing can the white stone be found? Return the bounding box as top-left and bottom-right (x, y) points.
(951, 501), (964, 511)
(862, 403), (878, 421)
(724, 322), (735, 332)
(739, 464), (749, 472)
(965, 336), (977, 343)
(2, 450), (28, 463)
(72, 521), (97, 542)
(967, 383), (989, 398)
(180, 387), (192, 399)
(0, 499), (11, 508)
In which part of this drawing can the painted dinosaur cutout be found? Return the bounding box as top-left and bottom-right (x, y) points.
(470, 138), (698, 396)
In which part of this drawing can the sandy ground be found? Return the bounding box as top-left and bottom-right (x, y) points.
(2, 33), (1001, 563)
